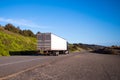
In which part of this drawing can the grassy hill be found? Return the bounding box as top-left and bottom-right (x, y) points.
(0, 27), (37, 56)
(68, 44), (85, 52)
(69, 43), (105, 52)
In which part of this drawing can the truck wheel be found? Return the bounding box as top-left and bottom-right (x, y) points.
(65, 51), (69, 54)
(55, 52), (59, 56)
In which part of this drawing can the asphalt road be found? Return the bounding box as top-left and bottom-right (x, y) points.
(0, 52), (120, 80)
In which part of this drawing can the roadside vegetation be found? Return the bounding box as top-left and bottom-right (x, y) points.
(68, 44), (85, 52)
(68, 43), (104, 52)
(69, 43), (120, 55)
(3, 23), (36, 37)
(93, 46), (120, 55)
(0, 24), (37, 56)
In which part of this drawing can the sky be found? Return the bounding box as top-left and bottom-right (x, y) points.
(0, 0), (120, 46)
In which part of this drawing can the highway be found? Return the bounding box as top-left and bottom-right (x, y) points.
(0, 52), (120, 80)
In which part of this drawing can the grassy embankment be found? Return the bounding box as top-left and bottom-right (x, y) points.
(68, 44), (87, 52)
(0, 27), (37, 56)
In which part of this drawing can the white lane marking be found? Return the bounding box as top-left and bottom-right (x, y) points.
(0, 57), (46, 67)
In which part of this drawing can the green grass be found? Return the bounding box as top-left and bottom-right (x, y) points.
(0, 27), (37, 56)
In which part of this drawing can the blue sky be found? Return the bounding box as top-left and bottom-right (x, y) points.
(0, 0), (120, 46)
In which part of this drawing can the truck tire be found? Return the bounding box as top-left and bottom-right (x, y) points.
(65, 51), (69, 54)
(55, 52), (59, 56)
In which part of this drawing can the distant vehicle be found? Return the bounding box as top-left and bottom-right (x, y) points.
(37, 32), (69, 56)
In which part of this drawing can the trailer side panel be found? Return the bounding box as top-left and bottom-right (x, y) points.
(51, 34), (67, 50)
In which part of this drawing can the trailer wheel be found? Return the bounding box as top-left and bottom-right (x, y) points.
(65, 51), (69, 54)
(55, 52), (59, 56)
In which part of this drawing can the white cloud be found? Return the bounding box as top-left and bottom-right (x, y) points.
(0, 17), (48, 29)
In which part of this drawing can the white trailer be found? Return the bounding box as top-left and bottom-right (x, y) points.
(37, 32), (69, 56)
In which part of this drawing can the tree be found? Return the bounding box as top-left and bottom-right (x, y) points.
(4, 23), (35, 37)
(4, 23), (19, 33)
(21, 30), (35, 37)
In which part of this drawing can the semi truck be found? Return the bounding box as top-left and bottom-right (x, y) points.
(37, 32), (69, 56)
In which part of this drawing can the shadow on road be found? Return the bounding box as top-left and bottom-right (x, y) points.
(9, 50), (45, 56)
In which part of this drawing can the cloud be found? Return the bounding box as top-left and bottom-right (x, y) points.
(0, 17), (48, 29)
